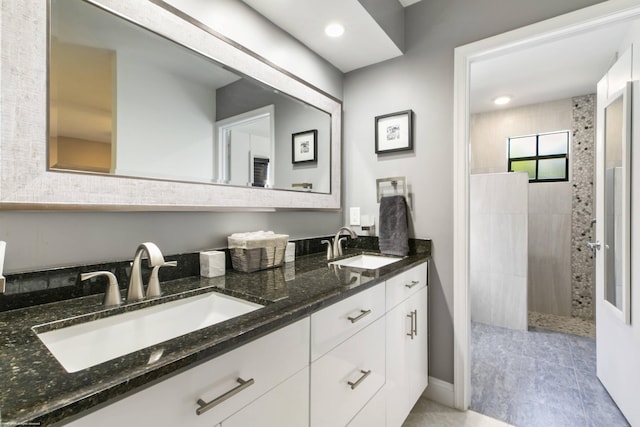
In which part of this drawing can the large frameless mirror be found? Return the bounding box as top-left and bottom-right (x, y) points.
(602, 83), (631, 323)
(49, 0), (332, 193)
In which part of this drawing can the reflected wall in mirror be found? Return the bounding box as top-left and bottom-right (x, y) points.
(49, 0), (331, 193)
(603, 84), (631, 322)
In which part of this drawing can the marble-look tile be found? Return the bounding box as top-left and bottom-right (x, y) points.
(569, 338), (597, 375)
(521, 338), (574, 368)
(578, 375), (630, 427)
(509, 400), (587, 427)
(471, 320), (628, 427)
(517, 356), (579, 391)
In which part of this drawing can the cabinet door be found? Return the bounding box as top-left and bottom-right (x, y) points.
(408, 287), (429, 401)
(223, 367), (309, 427)
(311, 317), (385, 427)
(385, 286), (428, 427)
(347, 387), (385, 427)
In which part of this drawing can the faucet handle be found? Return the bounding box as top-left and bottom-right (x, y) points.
(146, 261), (177, 299)
(321, 240), (333, 260)
(80, 271), (122, 307)
(336, 237), (347, 257)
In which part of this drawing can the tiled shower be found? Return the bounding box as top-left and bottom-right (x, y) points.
(470, 94), (596, 330)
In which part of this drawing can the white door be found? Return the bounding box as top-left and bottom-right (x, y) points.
(594, 50), (639, 426)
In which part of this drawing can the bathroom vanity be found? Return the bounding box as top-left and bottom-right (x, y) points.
(0, 249), (429, 426)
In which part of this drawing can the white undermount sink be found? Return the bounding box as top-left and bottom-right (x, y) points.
(34, 292), (263, 373)
(329, 254), (403, 270)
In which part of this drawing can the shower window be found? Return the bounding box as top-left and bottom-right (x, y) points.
(508, 131), (569, 182)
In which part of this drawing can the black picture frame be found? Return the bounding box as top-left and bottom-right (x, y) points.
(375, 110), (413, 154)
(292, 129), (318, 164)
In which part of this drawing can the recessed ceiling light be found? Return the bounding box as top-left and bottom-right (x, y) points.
(325, 23), (345, 38)
(494, 96), (511, 105)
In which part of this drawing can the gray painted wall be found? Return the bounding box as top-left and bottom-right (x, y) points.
(0, 211), (340, 273)
(342, 0), (604, 384)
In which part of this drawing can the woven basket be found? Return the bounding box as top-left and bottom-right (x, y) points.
(228, 233), (288, 273)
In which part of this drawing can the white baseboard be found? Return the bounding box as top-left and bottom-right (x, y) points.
(422, 376), (455, 407)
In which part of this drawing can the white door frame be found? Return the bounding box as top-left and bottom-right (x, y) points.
(452, 0), (640, 410)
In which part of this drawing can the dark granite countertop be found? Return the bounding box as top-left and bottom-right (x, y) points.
(0, 249), (429, 426)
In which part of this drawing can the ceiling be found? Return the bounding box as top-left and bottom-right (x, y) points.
(470, 18), (639, 113)
(241, 1), (638, 115)
(241, 0), (418, 73)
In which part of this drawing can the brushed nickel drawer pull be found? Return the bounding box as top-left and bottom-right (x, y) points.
(405, 280), (420, 289)
(196, 377), (255, 415)
(406, 311), (415, 339)
(412, 309), (418, 337)
(348, 309), (372, 323)
(348, 369), (372, 390)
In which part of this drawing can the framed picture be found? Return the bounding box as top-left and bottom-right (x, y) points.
(292, 129), (318, 164)
(375, 110), (413, 154)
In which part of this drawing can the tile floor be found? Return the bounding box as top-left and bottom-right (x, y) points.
(470, 321), (630, 427)
(404, 398), (513, 427)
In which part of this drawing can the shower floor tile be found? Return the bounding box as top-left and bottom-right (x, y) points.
(528, 311), (595, 338)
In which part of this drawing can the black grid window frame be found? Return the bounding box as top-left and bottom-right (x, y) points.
(507, 131), (569, 183)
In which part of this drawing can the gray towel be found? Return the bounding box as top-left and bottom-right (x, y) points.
(379, 195), (409, 256)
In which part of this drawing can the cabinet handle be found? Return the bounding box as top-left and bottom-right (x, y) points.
(412, 309), (418, 337)
(406, 310), (417, 339)
(406, 311), (415, 339)
(348, 309), (372, 323)
(347, 369), (372, 390)
(405, 280), (420, 289)
(196, 377), (255, 415)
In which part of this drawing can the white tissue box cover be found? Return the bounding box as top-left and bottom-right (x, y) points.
(200, 251), (225, 278)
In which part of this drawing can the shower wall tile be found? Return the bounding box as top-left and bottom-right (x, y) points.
(471, 173), (528, 330)
(528, 212), (572, 317)
(571, 94), (596, 319)
(528, 182), (572, 214)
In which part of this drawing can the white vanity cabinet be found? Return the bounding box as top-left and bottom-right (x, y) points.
(65, 317), (310, 427)
(310, 283), (386, 427)
(385, 263), (429, 427)
(61, 260), (429, 427)
(221, 367), (309, 427)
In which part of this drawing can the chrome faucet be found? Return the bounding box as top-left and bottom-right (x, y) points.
(322, 226), (358, 260)
(127, 242), (166, 302)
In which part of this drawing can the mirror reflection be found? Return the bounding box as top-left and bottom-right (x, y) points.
(49, 0), (331, 193)
(603, 94), (626, 310)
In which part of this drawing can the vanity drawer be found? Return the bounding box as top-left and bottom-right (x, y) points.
(66, 317), (309, 427)
(310, 317), (385, 427)
(310, 283), (385, 361)
(385, 262), (427, 311)
(347, 387), (385, 427)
